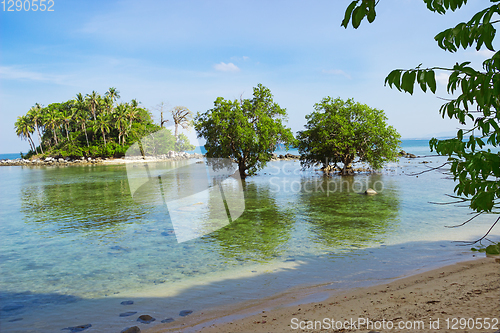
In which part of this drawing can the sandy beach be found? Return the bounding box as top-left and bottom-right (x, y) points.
(143, 257), (499, 333)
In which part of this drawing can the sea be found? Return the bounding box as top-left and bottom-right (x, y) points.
(0, 139), (499, 332)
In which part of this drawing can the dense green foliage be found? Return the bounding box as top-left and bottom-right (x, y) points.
(13, 88), (189, 159)
(297, 97), (401, 175)
(342, 1), (500, 221)
(194, 84), (296, 179)
(471, 241), (500, 255)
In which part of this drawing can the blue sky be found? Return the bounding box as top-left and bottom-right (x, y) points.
(0, 0), (497, 153)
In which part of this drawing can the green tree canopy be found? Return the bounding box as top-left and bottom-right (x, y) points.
(194, 84), (296, 179)
(342, 1), (500, 230)
(297, 97), (401, 175)
(15, 88), (174, 159)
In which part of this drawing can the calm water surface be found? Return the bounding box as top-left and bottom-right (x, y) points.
(1, 141), (499, 332)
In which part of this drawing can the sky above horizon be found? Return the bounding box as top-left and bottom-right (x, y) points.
(1, 0), (498, 154)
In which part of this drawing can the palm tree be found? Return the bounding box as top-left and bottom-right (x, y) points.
(171, 106), (193, 139)
(93, 112), (111, 146)
(14, 115), (36, 153)
(127, 100), (140, 129)
(105, 87), (120, 104)
(60, 103), (74, 141)
(44, 105), (62, 146)
(86, 91), (99, 121)
(74, 94), (90, 147)
(27, 103), (44, 153)
(113, 103), (128, 146)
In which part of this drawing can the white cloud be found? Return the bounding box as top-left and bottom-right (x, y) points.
(435, 72), (449, 88)
(0, 66), (65, 84)
(475, 49), (495, 58)
(213, 62), (240, 72)
(322, 69), (351, 79)
(229, 56), (250, 62)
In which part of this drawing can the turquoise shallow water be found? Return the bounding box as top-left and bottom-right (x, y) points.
(0, 141), (499, 332)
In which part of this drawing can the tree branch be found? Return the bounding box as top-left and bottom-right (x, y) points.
(406, 162), (450, 176)
(453, 215), (500, 245)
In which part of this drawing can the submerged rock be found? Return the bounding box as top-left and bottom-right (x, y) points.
(121, 326), (141, 333)
(121, 300), (134, 305)
(110, 245), (130, 252)
(62, 324), (92, 332)
(161, 317), (175, 323)
(119, 311), (137, 317)
(1, 303), (24, 312)
(8, 318), (23, 322)
(137, 314), (155, 324)
(179, 310), (193, 317)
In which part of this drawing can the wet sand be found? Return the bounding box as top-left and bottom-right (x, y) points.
(144, 257), (499, 333)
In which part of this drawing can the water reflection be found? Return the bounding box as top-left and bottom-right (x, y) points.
(208, 181), (295, 262)
(297, 174), (400, 247)
(20, 166), (148, 235)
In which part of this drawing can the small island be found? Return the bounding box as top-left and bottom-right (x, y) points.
(13, 88), (194, 162)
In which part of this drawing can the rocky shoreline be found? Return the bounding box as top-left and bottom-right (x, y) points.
(0, 151), (418, 167)
(0, 152), (205, 167)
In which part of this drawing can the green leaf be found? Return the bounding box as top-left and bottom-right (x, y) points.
(385, 70), (402, 90)
(485, 244), (500, 255)
(401, 71), (416, 94)
(341, 1), (358, 28)
(367, 0), (376, 23)
(425, 70), (437, 93)
(352, 5), (367, 29)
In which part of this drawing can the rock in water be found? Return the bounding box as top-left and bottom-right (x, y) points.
(179, 310), (193, 317)
(364, 188), (377, 195)
(62, 324), (92, 332)
(137, 314), (155, 324)
(119, 311), (137, 317)
(8, 318), (23, 322)
(121, 326), (141, 333)
(121, 300), (134, 305)
(2, 303), (24, 311)
(161, 318), (175, 323)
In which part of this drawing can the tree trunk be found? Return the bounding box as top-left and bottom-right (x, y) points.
(238, 159), (247, 179)
(341, 155), (354, 175)
(28, 135), (35, 153)
(53, 129), (58, 145)
(35, 124), (44, 153)
(82, 123), (89, 147)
